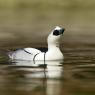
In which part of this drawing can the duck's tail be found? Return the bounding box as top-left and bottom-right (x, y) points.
(7, 51), (13, 59)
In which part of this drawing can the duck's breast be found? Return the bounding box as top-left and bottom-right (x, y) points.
(45, 49), (64, 60)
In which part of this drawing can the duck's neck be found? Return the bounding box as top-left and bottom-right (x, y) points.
(48, 42), (60, 51)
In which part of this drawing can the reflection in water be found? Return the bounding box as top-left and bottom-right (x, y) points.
(11, 60), (63, 79)
(1, 60), (63, 95)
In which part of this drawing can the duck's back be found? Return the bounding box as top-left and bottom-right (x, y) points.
(8, 48), (41, 60)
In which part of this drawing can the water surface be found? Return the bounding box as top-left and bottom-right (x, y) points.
(0, 0), (95, 95)
(0, 43), (95, 95)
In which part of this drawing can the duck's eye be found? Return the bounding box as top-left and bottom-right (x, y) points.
(53, 30), (60, 36)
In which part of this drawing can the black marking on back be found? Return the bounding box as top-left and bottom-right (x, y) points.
(23, 49), (32, 55)
(36, 47), (48, 52)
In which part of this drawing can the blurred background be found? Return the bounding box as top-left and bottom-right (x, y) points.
(0, 0), (95, 48)
(0, 1), (95, 95)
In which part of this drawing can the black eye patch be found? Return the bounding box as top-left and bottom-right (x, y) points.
(53, 30), (60, 36)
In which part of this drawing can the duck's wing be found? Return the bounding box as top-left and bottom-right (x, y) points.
(24, 48), (41, 55)
(8, 48), (41, 60)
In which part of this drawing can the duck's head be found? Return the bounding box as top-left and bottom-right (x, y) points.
(47, 26), (65, 48)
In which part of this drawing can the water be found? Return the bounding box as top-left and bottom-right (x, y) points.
(0, 44), (95, 95)
(0, 0), (95, 95)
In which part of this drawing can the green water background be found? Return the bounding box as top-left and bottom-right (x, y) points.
(0, 0), (94, 48)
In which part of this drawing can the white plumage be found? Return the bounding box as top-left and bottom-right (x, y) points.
(8, 26), (65, 61)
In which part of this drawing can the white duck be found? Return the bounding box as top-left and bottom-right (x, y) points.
(8, 26), (65, 61)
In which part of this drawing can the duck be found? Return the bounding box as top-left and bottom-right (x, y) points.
(8, 26), (65, 61)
